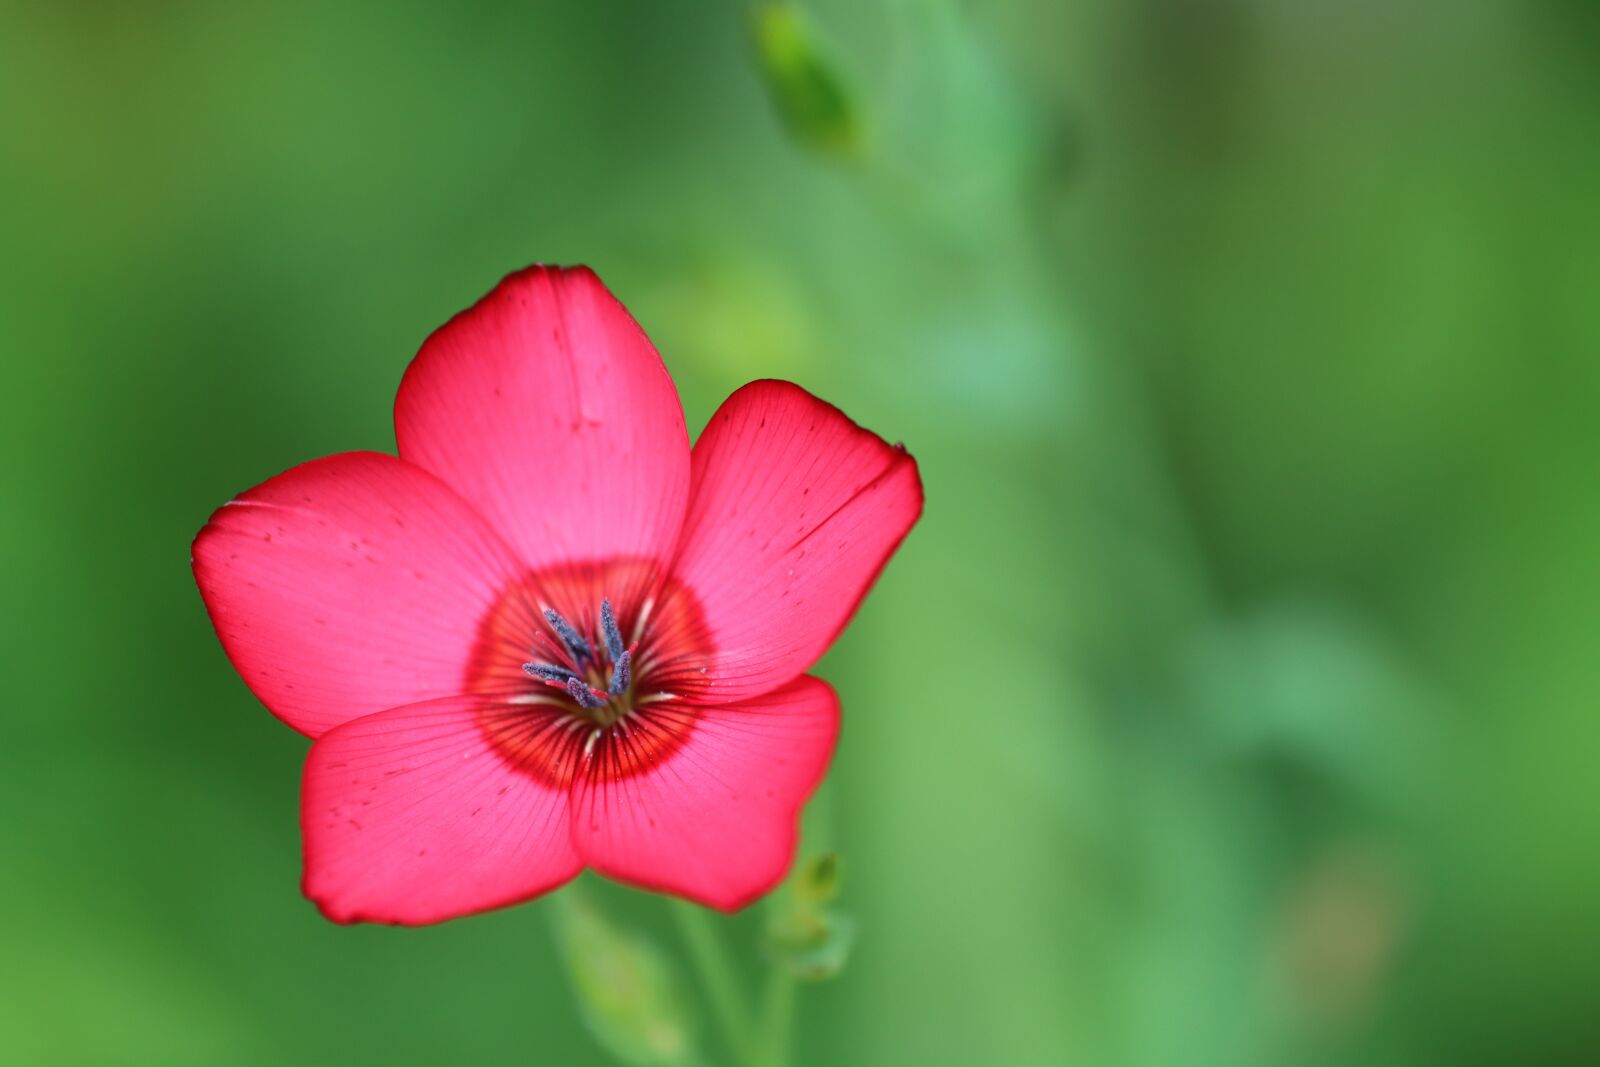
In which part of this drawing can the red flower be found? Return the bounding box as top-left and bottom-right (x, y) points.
(192, 266), (922, 924)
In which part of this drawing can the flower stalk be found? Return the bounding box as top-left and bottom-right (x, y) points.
(669, 899), (759, 1065)
(755, 968), (797, 1067)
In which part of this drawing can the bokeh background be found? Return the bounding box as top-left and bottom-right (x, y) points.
(4, 1), (1597, 1064)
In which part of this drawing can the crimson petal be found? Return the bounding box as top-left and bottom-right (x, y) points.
(395, 266), (691, 598)
(301, 695), (581, 925)
(664, 380), (923, 703)
(570, 676), (840, 911)
(192, 452), (525, 738)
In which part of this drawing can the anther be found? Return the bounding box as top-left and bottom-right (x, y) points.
(608, 649), (632, 696)
(523, 662), (577, 684)
(600, 597), (625, 663)
(563, 676), (605, 710)
(543, 607), (592, 666)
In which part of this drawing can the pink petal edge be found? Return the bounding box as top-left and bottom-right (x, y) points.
(301, 695), (581, 925)
(192, 451), (526, 738)
(665, 380), (924, 704)
(395, 266), (691, 596)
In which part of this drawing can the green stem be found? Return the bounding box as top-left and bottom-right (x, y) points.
(669, 898), (755, 1065)
(754, 968), (797, 1067)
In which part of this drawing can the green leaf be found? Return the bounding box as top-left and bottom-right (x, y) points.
(552, 886), (699, 1067)
(749, 2), (863, 160)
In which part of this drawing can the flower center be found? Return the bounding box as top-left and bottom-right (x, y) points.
(521, 599), (648, 730)
(462, 558), (710, 787)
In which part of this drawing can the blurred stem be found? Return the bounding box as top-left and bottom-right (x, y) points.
(755, 969), (797, 1067)
(669, 899), (755, 1065)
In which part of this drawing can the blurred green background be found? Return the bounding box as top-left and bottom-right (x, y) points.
(3, 1), (1597, 1064)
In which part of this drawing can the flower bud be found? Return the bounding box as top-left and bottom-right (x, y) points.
(553, 887), (698, 1066)
(766, 852), (857, 980)
(749, 2), (863, 159)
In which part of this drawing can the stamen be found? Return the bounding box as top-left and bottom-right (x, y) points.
(608, 649), (632, 696)
(522, 661), (578, 684)
(563, 676), (605, 710)
(543, 607), (592, 666)
(600, 597), (625, 663)
(506, 692), (571, 708)
(630, 596), (655, 646)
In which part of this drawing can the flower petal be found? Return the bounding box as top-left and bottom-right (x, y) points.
(302, 695), (580, 925)
(192, 451), (526, 738)
(663, 380), (922, 703)
(395, 266), (691, 589)
(571, 676), (840, 911)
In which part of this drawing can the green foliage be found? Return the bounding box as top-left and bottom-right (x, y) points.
(2, 1), (1597, 1064)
